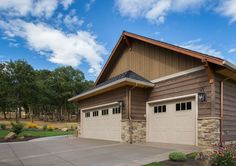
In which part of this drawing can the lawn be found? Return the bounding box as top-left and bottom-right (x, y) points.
(0, 130), (75, 138)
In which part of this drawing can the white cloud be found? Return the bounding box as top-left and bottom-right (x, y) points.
(115, 0), (210, 23)
(179, 39), (223, 58)
(64, 10), (84, 30)
(0, 0), (73, 18)
(61, 0), (74, 9)
(0, 20), (107, 75)
(228, 48), (236, 54)
(85, 0), (96, 11)
(217, 0), (236, 23)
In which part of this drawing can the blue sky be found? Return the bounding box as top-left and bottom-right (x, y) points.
(0, 0), (236, 80)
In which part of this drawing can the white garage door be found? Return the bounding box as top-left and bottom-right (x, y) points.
(147, 98), (196, 145)
(81, 106), (121, 141)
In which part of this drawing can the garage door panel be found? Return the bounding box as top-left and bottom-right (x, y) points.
(148, 98), (196, 145)
(82, 107), (121, 141)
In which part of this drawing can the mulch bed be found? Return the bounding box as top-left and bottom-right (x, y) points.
(0, 136), (39, 143)
(160, 159), (197, 166)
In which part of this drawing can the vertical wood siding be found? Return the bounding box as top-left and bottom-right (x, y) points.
(215, 75), (236, 142)
(147, 70), (212, 117)
(107, 40), (202, 81)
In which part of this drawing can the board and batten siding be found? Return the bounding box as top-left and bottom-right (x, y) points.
(147, 69), (213, 117)
(107, 40), (202, 81)
(215, 75), (236, 142)
(77, 87), (128, 119)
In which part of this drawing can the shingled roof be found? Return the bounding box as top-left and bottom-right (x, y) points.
(68, 70), (154, 101)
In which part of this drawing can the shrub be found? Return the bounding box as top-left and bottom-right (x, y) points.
(42, 125), (47, 131)
(212, 144), (236, 166)
(47, 125), (54, 131)
(0, 123), (7, 130)
(169, 152), (187, 162)
(11, 122), (24, 135)
(27, 122), (38, 129)
(186, 152), (198, 160)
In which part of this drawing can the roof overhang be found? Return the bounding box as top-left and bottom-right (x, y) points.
(68, 78), (154, 102)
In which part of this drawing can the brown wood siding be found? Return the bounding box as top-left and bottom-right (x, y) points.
(215, 75), (236, 142)
(147, 70), (212, 117)
(130, 88), (148, 120)
(107, 40), (202, 81)
(77, 87), (128, 119)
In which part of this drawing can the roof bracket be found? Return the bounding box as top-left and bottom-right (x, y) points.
(123, 35), (132, 51)
(202, 59), (214, 84)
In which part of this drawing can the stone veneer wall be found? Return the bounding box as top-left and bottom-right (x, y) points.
(121, 120), (146, 143)
(77, 122), (81, 137)
(198, 117), (220, 147)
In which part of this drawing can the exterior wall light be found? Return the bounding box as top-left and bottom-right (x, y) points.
(198, 88), (207, 102)
(118, 100), (124, 108)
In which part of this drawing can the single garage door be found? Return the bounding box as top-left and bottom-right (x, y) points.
(147, 98), (196, 145)
(81, 106), (121, 141)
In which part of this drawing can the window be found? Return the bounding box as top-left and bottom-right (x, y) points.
(102, 109), (109, 115)
(176, 102), (192, 111)
(85, 112), (90, 118)
(154, 105), (166, 113)
(187, 102), (192, 110)
(93, 111), (99, 117)
(112, 107), (121, 114)
(176, 103), (180, 111)
(181, 103), (186, 110)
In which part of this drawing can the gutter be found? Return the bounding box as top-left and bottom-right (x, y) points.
(223, 60), (236, 72)
(128, 83), (138, 144)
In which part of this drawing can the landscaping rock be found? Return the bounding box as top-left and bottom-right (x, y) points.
(19, 136), (25, 140)
(61, 128), (68, 132)
(4, 132), (16, 140)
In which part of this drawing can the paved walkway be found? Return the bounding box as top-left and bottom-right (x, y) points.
(0, 137), (199, 166)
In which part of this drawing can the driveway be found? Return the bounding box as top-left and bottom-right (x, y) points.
(0, 137), (199, 166)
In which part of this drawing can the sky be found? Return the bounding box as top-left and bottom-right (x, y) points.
(0, 0), (236, 80)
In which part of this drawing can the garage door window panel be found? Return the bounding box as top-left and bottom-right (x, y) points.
(93, 111), (99, 117)
(113, 107), (121, 114)
(154, 105), (166, 113)
(85, 112), (90, 118)
(102, 109), (109, 116)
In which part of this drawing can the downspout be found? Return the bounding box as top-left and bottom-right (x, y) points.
(220, 73), (236, 146)
(128, 83), (138, 144)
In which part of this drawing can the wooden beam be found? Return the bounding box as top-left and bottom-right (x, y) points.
(202, 59), (214, 84)
(123, 36), (132, 50)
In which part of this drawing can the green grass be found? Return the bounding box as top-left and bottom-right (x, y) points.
(143, 162), (166, 166)
(0, 130), (75, 138)
(0, 130), (9, 138)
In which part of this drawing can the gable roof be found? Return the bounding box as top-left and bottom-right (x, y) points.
(95, 31), (236, 85)
(68, 70), (154, 101)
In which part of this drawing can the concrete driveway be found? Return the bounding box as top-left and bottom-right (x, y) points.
(0, 137), (198, 166)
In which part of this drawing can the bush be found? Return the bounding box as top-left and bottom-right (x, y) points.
(0, 123), (7, 130)
(47, 125), (54, 131)
(27, 122), (38, 129)
(169, 152), (187, 162)
(11, 122), (24, 135)
(186, 152), (198, 160)
(212, 144), (236, 166)
(42, 125), (47, 130)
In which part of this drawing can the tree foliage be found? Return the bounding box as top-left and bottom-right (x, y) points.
(0, 60), (94, 121)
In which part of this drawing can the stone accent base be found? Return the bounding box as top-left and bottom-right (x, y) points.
(77, 122), (81, 137)
(198, 118), (220, 147)
(121, 120), (146, 144)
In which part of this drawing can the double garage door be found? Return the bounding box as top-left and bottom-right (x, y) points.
(81, 106), (121, 141)
(147, 98), (197, 145)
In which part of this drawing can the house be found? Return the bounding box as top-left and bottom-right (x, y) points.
(69, 31), (236, 147)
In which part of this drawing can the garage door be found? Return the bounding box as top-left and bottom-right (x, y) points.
(147, 98), (196, 145)
(81, 106), (121, 141)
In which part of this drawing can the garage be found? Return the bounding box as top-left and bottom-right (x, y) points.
(147, 97), (197, 145)
(81, 105), (121, 141)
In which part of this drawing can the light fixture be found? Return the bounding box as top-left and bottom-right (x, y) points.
(198, 88), (207, 102)
(118, 100), (124, 108)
